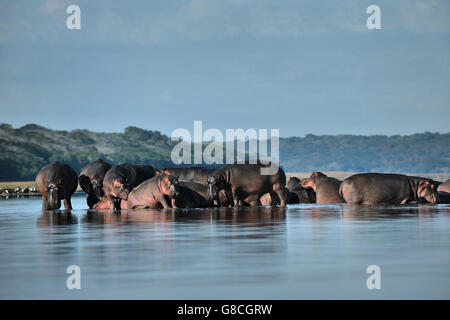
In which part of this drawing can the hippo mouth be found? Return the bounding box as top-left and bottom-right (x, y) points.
(428, 193), (439, 204)
(169, 184), (179, 199)
(118, 189), (130, 200)
(207, 184), (219, 201)
(46, 183), (61, 210)
(91, 179), (104, 199)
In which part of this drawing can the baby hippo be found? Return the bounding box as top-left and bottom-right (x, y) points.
(127, 174), (180, 210)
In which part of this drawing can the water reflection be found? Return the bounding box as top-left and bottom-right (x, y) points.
(80, 206), (287, 226)
(38, 211), (78, 226)
(1, 195), (450, 299)
(341, 204), (445, 220)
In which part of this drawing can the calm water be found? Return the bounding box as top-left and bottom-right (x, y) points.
(0, 193), (449, 299)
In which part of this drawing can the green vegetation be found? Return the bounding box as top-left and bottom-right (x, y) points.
(280, 133), (450, 173)
(0, 123), (175, 181)
(0, 123), (449, 181)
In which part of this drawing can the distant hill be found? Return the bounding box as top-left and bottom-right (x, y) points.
(0, 123), (449, 181)
(279, 133), (450, 173)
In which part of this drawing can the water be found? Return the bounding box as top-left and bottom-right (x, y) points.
(0, 193), (449, 299)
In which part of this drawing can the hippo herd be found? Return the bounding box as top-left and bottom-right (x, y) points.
(34, 159), (449, 211)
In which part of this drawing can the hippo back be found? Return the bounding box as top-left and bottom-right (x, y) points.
(36, 162), (78, 196)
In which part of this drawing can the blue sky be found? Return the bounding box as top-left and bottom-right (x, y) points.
(0, 0), (449, 137)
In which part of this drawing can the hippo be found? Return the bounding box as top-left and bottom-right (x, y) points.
(301, 172), (343, 204)
(286, 176), (316, 204)
(172, 180), (212, 208)
(206, 163), (287, 207)
(339, 173), (439, 205)
(92, 197), (128, 210)
(35, 162), (78, 210)
(218, 193), (262, 207)
(79, 159), (112, 208)
(159, 167), (215, 183)
(438, 179), (450, 193)
(287, 177), (302, 191)
(212, 190), (258, 207)
(127, 174), (180, 209)
(103, 163), (156, 210)
(437, 179), (450, 204)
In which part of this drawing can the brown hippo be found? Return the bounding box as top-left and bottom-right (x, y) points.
(127, 174), (180, 209)
(301, 172), (343, 204)
(438, 179), (450, 193)
(174, 180), (260, 208)
(206, 163), (287, 207)
(437, 179), (450, 204)
(35, 162), (78, 210)
(103, 163), (155, 210)
(339, 173), (439, 205)
(286, 176), (316, 204)
(159, 167), (214, 183)
(172, 180), (212, 208)
(79, 159), (112, 208)
(287, 176), (302, 191)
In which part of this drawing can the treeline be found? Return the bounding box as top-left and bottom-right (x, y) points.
(0, 123), (449, 181)
(279, 133), (450, 173)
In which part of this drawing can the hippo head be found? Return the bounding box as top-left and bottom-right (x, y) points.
(288, 176), (301, 183)
(91, 177), (105, 199)
(79, 175), (104, 208)
(112, 176), (132, 200)
(311, 171), (328, 181)
(205, 175), (226, 201)
(417, 179), (439, 204)
(300, 178), (316, 191)
(45, 182), (62, 210)
(287, 176), (301, 190)
(160, 174), (180, 199)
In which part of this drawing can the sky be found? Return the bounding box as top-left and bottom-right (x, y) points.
(0, 0), (449, 137)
